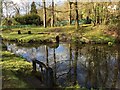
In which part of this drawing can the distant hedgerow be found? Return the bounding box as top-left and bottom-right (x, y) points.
(14, 14), (43, 26)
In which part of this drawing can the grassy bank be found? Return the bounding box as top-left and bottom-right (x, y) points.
(1, 51), (32, 88)
(1, 24), (116, 44)
(1, 50), (88, 89)
(0, 50), (45, 89)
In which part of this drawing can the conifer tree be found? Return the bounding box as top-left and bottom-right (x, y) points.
(30, 1), (37, 14)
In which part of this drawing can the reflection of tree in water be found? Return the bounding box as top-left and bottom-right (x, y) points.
(111, 45), (120, 88)
(5, 42), (120, 88)
(67, 43), (72, 85)
(118, 46), (120, 72)
(73, 42), (78, 86)
(53, 47), (57, 85)
(85, 46), (103, 88)
(58, 44), (120, 88)
(84, 45), (120, 89)
(51, 44), (120, 88)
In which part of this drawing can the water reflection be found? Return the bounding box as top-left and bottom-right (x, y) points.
(4, 42), (120, 89)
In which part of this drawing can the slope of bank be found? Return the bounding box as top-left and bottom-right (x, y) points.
(1, 50), (45, 89)
(1, 24), (118, 44)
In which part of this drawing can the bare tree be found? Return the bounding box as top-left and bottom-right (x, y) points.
(43, 0), (47, 28)
(3, 1), (13, 18)
(68, 0), (73, 25)
(0, 0), (3, 25)
(11, 2), (20, 17)
(2, 0), (21, 18)
(74, 0), (79, 30)
(51, 0), (54, 27)
(21, 1), (30, 15)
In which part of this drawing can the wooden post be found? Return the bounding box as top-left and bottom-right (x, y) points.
(28, 31), (31, 34)
(32, 60), (36, 72)
(18, 30), (21, 34)
(56, 35), (59, 43)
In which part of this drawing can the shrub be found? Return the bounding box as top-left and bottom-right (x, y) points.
(15, 14), (43, 26)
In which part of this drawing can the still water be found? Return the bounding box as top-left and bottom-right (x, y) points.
(4, 42), (120, 89)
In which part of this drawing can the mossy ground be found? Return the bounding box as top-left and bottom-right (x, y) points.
(1, 50), (45, 89)
(1, 24), (116, 44)
(0, 51), (31, 88)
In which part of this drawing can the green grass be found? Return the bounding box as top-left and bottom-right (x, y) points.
(1, 51), (33, 88)
(80, 25), (116, 43)
(1, 24), (116, 44)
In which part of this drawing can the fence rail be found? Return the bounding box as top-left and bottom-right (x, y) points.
(32, 59), (54, 87)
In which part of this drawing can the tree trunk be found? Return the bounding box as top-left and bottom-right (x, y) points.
(101, 3), (104, 24)
(75, 0), (79, 30)
(104, 3), (109, 25)
(69, 1), (72, 25)
(117, 1), (120, 42)
(43, 0), (47, 28)
(0, 0), (2, 26)
(96, 3), (100, 24)
(51, 0), (54, 27)
(93, 3), (97, 26)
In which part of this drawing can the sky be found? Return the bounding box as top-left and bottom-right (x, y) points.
(3, 0), (67, 17)
(3, 0), (119, 17)
(10, 0), (120, 4)
(11, 0), (66, 4)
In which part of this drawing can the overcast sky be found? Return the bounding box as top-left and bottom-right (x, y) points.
(3, 0), (119, 17)
(11, 0), (66, 4)
(3, 0), (67, 17)
(10, 0), (120, 4)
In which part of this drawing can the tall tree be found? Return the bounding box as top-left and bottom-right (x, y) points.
(12, 2), (20, 17)
(51, 0), (54, 27)
(96, 3), (100, 24)
(2, 0), (20, 18)
(74, 0), (79, 30)
(0, 0), (3, 25)
(43, 0), (47, 28)
(30, 1), (37, 14)
(3, 1), (13, 18)
(93, 3), (97, 26)
(117, 1), (120, 42)
(68, 0), (73, 25)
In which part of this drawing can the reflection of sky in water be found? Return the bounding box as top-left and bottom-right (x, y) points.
(55, 44), (69, 61)
(5, 42), (120, 89)
(7, 43), (70, 63)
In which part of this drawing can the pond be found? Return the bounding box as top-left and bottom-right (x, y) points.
(4, 42), (120, 89)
